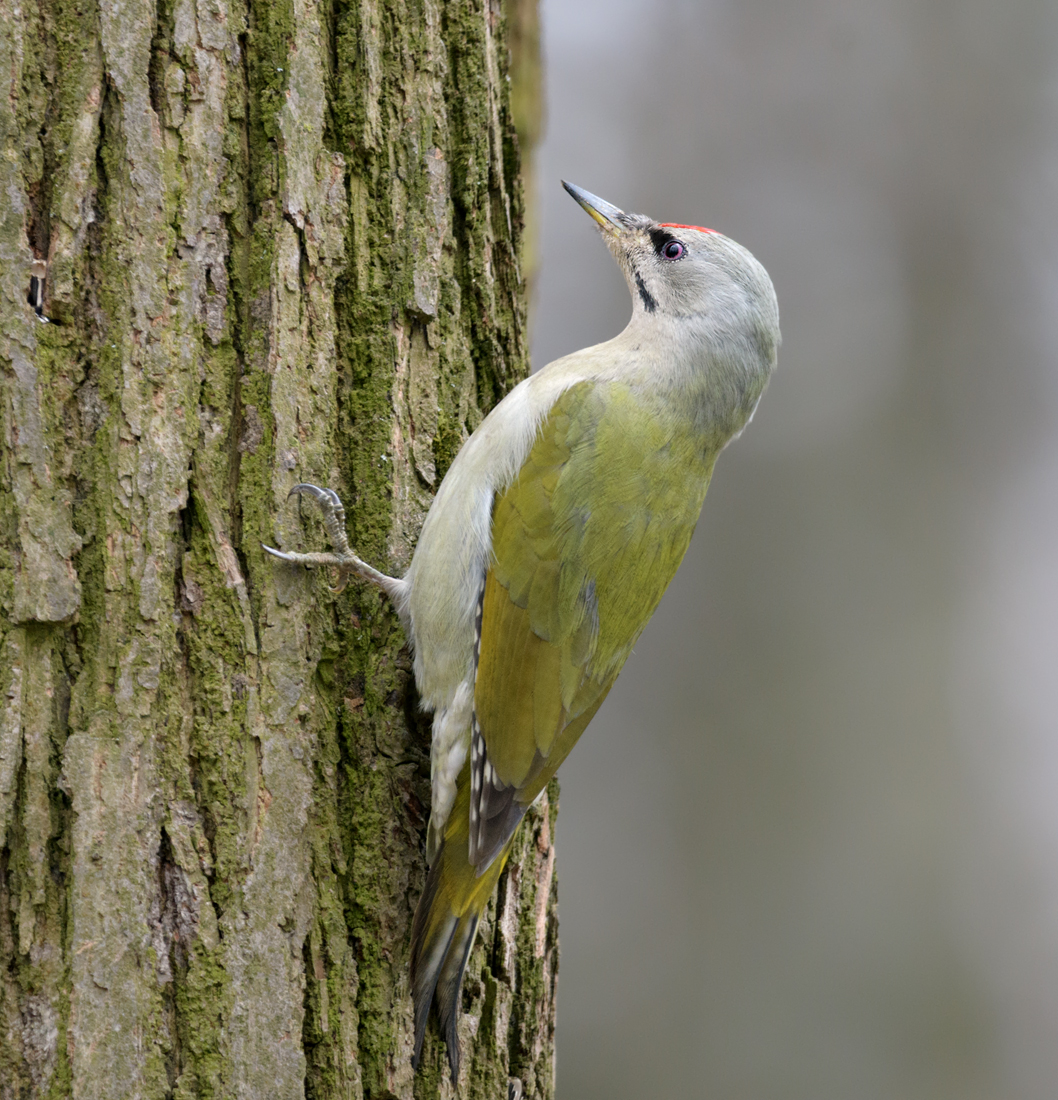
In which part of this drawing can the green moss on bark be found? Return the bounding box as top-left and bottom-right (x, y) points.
(1, 0), (550, 1094)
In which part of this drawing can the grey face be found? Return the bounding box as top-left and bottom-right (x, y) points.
(561, 181), (780, 362)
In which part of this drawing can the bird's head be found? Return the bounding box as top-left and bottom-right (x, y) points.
(562, 181), (780, 377)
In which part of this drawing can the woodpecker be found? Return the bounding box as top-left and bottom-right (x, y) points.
(265, 182), (780, 1084)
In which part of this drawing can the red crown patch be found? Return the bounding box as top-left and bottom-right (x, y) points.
(659, 222), (716, 234)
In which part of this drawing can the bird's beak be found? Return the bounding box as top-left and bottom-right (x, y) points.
(562, 181), (625, 230)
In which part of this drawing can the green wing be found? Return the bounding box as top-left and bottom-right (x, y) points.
(468, 380), (715, 870)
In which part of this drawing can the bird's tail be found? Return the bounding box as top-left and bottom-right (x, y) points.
(410, 760), (518, 1083)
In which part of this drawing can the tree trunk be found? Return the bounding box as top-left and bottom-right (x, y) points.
(0, 0), (553, 1095)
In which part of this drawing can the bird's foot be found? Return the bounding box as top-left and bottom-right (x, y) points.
(263, 483), (401, 596)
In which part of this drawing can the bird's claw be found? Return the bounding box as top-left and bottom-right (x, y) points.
(260, 541), (357, 587)
(261, 544), (299, 563)
(287, 483), (342, 509)
(263, 482), (354, 573)
(286, 483), (351, 552)
(264, 483), (402, 598)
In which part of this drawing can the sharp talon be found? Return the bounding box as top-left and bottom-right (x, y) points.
(288, 482), (327, 501)
(265, 485), (395, 596)
(262, 544), (296, 562)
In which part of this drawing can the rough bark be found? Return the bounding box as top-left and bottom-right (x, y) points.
(0, 0), (553, 1096)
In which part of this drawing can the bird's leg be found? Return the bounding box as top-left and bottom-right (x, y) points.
(263, 483), (403, 598)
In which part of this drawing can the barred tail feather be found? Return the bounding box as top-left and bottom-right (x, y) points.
(410, 760), (514, 1083)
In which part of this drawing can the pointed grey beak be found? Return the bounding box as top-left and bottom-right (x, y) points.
(562, 181), (626, 229)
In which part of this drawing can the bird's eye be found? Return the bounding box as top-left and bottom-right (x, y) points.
(662, 240), (685, 260)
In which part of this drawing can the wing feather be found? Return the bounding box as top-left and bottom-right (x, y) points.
(467, 381), (716, 871)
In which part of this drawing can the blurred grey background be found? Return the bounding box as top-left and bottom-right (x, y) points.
(531, 1), (1058, 1097)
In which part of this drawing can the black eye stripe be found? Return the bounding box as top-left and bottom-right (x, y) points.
(648, 227), (675, 253)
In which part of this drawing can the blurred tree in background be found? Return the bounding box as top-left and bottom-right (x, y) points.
(536, 3), (1058, 1099)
